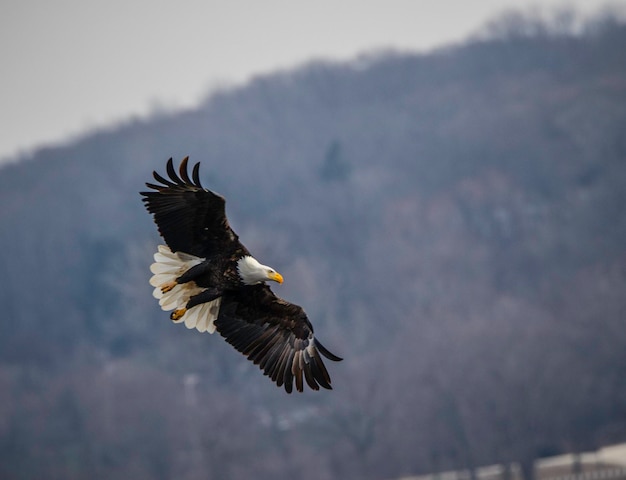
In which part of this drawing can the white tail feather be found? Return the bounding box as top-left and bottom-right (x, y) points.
(174, 298), (220, 334)
(149, 245), (204, 311)
(149, 247), (203, 288)
(150, 262), (180, 274)
(149, 245), (220, 334)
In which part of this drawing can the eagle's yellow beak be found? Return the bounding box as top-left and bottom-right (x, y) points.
(269, 271), (284, 284)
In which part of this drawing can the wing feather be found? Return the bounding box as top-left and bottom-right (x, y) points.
(166, 157), (181, 184)
(272, 346), (291, 385)
(215, 284), (341, 393)
(140, 157), (244, 258)
(153, 168), (177, 188)
(293, 353), (304, 393)
(302, 357), (319, 391)
(260, 340), (284, 373)
(192, 162), (202, 187)
(179, 156), (193, 184)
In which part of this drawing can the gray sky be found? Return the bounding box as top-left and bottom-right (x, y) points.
(0, 0), (618, 163)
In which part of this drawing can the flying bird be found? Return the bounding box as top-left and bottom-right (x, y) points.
(141, 157), (342, 393)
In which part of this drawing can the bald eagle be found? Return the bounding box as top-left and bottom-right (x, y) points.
(141, 157), (341, 393)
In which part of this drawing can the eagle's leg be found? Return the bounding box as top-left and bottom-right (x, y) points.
(170, 287), (221, 321)
(176, 262), (213, 284)
(165, 262), (212, 296)
(186, 288), (221, 309)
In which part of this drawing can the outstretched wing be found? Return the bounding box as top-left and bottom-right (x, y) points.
(141, 157), (242, 258)
(215, 285), (342, 393)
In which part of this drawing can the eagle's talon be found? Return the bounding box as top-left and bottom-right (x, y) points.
(170, 308), (187, 320)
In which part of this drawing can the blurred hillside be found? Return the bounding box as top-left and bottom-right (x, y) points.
(1, 9), (625, 480)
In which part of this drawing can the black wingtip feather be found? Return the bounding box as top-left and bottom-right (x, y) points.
(293, 361), (304, 393)
(192, 162), (202, 188)
(143, 182), (163, 191)
(283, 351), (295, 393)
(284, 377), (293, 394)
(179, 156), (192, 184)
(310, 354), (332, 389)
(314, 338), (343, 362)
(166, 158), (184, 185)
(152, 170), (176, 187)
(303, 364), (320, 391)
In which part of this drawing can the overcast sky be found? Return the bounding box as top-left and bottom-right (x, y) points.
(0, 0), (619, 163)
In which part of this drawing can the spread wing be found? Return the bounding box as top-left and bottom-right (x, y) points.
(215, 285), (342, 393)
(140, 157), (242, 258)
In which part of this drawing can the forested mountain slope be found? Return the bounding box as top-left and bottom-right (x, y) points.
(1, 13), (625, 480)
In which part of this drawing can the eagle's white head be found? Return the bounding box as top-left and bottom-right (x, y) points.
(237, 256), (284, 285)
